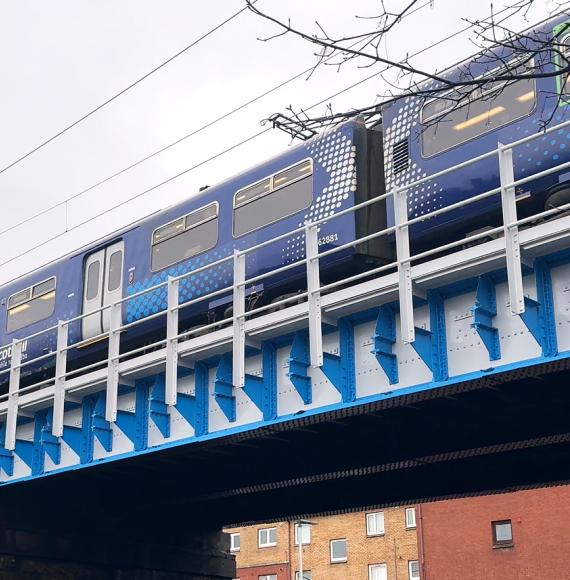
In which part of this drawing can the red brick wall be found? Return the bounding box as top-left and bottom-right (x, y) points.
(236, 563), (290, 580)
(419, 486), (570, 580)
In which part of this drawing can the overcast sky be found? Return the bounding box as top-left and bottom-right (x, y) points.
(0, 0), (556, 284)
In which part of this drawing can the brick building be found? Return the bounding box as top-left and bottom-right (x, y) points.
(418, 485), (570, 580)
(226, 506), (419, 580)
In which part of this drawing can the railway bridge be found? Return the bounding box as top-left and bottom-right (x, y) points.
(2, 129), (570, 577)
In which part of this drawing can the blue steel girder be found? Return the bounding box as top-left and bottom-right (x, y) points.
(242, 343), (277, 420)
(92, 393), (112, 452)
(320, 319), (356, 403)
(214, 354), (236, 423)
(372, 305), (398, 384)
(0, 424), (14, 477)
(149, 374), (170, 439)
(410, 291), (449, 382)
(40, 411), (61, 466)
(521, 258), (558, 357)
(176, 362), (209, 436)
(287, 331), (312, 404)
(471, 275), (501, 361)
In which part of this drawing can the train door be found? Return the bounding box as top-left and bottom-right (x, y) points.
(82, 241), (124, 340)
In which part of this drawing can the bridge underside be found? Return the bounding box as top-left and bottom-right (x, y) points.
(4, 358), (569, 529)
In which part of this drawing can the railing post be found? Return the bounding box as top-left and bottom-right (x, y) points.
(5, 339), (22, 451)
(498, 142), (525, 315)
(394, 188), (415, 343)
(52, 321), (69, 437)
(165, 276), (180, 406)
(105, 302), (122, 422)
(233, 251), (246, 388)
(305, 224), (323, 367)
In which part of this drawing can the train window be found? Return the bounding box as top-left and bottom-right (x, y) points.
(86, 261), (101, 301)
(8, 288), (31, 309)
(153, 218), (184, 245)
(233, 159), (313, 237)
(107, 250), (123, 292)
(420, 62), (536, 158)
(6, 277), (57, 333)
(151, 203), (218, 271)
(234, 178), (271, 207)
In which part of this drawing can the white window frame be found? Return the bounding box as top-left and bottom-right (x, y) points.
(366, 511), (385, 536)
(230, 532), (240, 552)
(295, 572), (312, 580)
(405, 507), (417, 529)
(369, 563), (388, 580)
(408, 560), (420, 580)
(330, 538), (348, 563)
(258, 527), (277, 548)
(258, 575), (277, 580)
(294, 522), (311, 545)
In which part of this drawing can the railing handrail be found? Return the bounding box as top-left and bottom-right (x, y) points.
(3, 117), (570, 389)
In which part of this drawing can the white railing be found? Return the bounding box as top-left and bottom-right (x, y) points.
(3, 117), (570, 451)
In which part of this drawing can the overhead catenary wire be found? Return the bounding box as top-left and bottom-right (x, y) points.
(1, 0), (479, 241)
(0, 3), (253, 177)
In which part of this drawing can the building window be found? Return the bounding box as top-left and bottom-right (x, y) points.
(408, 560), (420, 579)
(405, 507), (417, 529)
(150, 202), (219, 271)
(295, 572), (312, 580)
(258, 576), (277, 580)
(258, 527), (277, 548)
(366, 512), (385, 536)
(7, 277), (57, 333)
(233, 159), (313, 237)
(330, 538), (348, 563)
(230, 532), (240, 552)
(295, 522), (311, 545)
(492, 520), (513, 547)
(369, 563), (388, 580)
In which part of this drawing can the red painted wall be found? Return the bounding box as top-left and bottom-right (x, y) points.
(236, 563), (290, 580)
(419, 486), (570, 580)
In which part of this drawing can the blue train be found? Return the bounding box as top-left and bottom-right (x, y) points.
(1, 13), (570, 389)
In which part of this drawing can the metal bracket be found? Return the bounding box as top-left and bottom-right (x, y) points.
(214, 354), (236, 422)
(320, 320), (356, 402)
(40, 414), (61, 466)
(0, 447), (13, 477)
(149, 374), (171, 439)
(372, 305), (398, 384)
(61, 425), (84, 460)
(499, 142), (525, 315)
(410, 292), (448, 382)
(287, 331), (312, 405)
(471, 275), (501, 361)
(92, 394), (113, 452)
(177, 362), (208, 436)
(535, 258), (558, 357)
(15, 439), (34, 470)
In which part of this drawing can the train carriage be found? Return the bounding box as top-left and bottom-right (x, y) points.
(0, 121), (385, 388)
